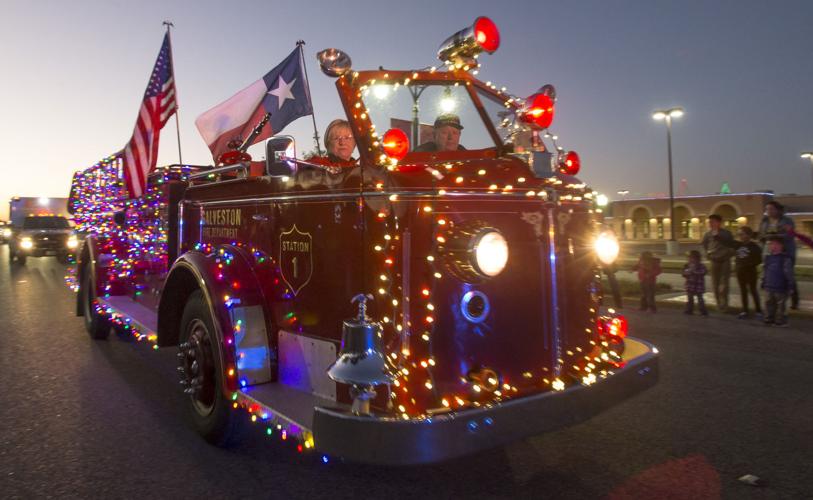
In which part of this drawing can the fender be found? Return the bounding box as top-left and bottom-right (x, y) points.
(158, 245), (274, 394)
(75, 235), (116, 316)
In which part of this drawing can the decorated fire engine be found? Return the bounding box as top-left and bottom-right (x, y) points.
(70, 17), (658, 465)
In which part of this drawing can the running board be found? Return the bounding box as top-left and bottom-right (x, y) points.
(236, 384), (350, 440)
(95, 295), (351, 442)
(97, 295), (158, 340)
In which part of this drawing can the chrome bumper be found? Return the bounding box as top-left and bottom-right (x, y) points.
(313, 337), (659, 465)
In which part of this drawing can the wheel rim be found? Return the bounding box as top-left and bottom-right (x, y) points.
(182, 319), (217, 417)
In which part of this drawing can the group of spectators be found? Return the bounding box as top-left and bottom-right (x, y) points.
(696, 200), (812, 326)
(630, 200), (812, 327)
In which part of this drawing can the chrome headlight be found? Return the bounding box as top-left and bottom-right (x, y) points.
(67, 236), (79, 249)
(473, 230), (509, 277)
(20, 237), (34, 250)
(595, 231), (619, 265)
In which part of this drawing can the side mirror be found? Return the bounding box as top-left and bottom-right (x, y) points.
(265, 136), (296, 177)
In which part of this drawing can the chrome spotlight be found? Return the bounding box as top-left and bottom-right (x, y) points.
(317, 48), (352, 77)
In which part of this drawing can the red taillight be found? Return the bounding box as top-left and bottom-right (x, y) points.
(560, 151), (580, 176)
(599, 314), (627, 340)
(519, 93), (555, 130)
(382, 128), (409, 160)
(607, 315), (628, 338)
(473, 17), (500, 53)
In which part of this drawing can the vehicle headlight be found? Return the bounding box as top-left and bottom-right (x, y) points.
(20, 237), (34, 249)
(473, 230), (509, 277)
(2, 228), (10, 238)
(595, 231), (619, 265)
(67, 236), (79, 249)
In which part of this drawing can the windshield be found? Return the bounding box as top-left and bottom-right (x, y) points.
(23, 216), (70, 229)
(362, 82), (499, 152)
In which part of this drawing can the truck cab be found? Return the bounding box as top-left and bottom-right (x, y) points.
(72, 17), (658, 465)
(9, 215), (78, 265)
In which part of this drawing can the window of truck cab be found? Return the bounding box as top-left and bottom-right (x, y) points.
(361, 80), (502, 153)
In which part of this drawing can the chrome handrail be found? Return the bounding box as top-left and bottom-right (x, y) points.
(188, 162), (249, 180)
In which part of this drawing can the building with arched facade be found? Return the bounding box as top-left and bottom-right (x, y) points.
(606, 192), (813, 241)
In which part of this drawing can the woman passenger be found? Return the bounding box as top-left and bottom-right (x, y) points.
(324, 119), (356, 163)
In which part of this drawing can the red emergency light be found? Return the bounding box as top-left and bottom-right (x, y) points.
(559, 150), (580, 176)
(382, 128), (409, 161)
(437, 16), (500, 66)
(519, 93), (555, 130)
(473, 17), (500, 53)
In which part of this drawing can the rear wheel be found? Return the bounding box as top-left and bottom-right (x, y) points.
(81, 269), (109, 339)
(179, 290), (238, 446)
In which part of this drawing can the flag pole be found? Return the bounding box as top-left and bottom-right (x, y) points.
(297, 40), (322, 156)
(164, 20), (183, 165)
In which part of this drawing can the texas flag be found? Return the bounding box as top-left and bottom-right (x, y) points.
(195, 46), (313, 162)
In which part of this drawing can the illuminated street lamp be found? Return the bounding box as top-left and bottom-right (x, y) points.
(801, 152), (813, 194)
(652, 107), (684, 255)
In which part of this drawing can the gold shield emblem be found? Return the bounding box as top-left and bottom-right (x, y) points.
(279, 224), (313, 296)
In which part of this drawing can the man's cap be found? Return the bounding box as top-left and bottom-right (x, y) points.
(434, 113), (464, 130)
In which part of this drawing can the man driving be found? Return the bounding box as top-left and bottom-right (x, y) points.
(415, 114), (466, 152)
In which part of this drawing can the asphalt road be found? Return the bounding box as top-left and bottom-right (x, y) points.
(1, 245), (812, 499)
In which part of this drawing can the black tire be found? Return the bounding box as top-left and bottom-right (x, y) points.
(179, 290), (239, 447)
(16, 254), (26, 265)
(81, 268), (109, 339)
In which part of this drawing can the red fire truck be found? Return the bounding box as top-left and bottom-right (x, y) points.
(70, 18), (658, 465)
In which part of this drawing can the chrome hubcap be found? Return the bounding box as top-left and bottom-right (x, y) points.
(178, 319), (216, 416)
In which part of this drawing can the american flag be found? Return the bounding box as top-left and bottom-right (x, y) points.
(122, 32), (177, 198)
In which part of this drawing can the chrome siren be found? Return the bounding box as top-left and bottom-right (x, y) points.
(317, 48), (352, 77)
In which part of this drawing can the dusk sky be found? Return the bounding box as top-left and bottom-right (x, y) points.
(2, 0), (812, 219)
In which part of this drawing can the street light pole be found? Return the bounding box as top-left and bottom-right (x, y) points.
(653, 107), (684, 255)
(666, 115), (675, 242)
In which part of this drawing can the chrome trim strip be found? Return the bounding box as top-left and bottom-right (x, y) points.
(546, 206), (563, 378)
(189, 190), (576, 207)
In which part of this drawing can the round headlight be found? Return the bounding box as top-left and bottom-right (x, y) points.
(595, 231), (619, 265)
(473, 230), (508, 277)
(67, 236), (79, 249)
(20, 237), (34, 249)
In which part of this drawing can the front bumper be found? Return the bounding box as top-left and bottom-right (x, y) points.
(313, 337), (659, 465)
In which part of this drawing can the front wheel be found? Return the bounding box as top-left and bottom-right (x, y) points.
(81, 268), (109, 339)
(179, 290), (239, 446)
(15, 254), (26, 265)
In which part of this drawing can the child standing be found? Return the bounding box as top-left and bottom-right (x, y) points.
(761, 237), (795, 327)
(732, 227), (763, 319)
(682, 250), (708, 315)
(634, 251), (661, 312)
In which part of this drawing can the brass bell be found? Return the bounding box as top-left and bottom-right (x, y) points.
(327, 294), (395, 414)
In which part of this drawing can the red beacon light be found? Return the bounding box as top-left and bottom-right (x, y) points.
(519, 93), (556, 130)
(437, 16), (500, 67)
(559, 150), (580, 176)
(382, 128), (409, 161)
